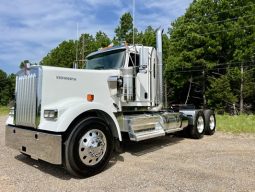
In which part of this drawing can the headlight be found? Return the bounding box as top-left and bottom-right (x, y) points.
(9, 107), (15, 117)
(44, 110), (58, 120)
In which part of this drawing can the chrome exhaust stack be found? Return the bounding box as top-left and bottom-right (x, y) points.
(152, 28), (164, 111)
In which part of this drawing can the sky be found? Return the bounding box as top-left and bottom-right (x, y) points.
(0, 0), (193, 74)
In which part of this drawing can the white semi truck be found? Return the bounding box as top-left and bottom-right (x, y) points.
(5, 29), (216, 177)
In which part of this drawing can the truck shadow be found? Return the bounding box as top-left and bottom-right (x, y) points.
(120, 134), (184, 156)
(105, 134), (185, 171)
(15, 154), (72, 180)
(14, 134), (184, 179)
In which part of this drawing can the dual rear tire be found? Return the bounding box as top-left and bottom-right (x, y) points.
(204, 110), (216, 135)
(188, 110), (216, 139)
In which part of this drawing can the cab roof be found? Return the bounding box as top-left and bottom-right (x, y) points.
(86, 45), (127, 59)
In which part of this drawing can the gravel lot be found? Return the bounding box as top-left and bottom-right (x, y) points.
(1, 115), (255, 192)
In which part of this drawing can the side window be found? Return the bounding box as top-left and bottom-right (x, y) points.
(128, 53), (140, 73)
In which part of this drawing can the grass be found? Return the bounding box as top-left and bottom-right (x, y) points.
(1, 105), (254, 133)
(217, 114), (255, 134)
(0, 106), (9, 116)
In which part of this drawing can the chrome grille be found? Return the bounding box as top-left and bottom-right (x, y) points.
(15, 73), (37, 128)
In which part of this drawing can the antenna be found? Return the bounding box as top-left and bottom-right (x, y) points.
(75, 23), (79, 69)
(132, 0), (135, 46)
(132, 0), (137, 70)
(82, 34), (85, 67)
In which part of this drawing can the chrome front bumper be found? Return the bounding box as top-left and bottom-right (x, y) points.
(5, 125), (62, 165)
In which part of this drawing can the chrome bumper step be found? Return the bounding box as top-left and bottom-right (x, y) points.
(5, 125), (62, 165)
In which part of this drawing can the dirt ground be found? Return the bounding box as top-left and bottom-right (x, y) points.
(1, 115), (255, 192)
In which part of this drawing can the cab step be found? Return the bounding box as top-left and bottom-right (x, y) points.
(129, 128), (165, 141)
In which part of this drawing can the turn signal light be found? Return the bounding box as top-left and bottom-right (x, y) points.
(87, 94), (94, 102)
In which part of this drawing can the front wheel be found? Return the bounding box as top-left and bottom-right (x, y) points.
(64, 117), (113, 177)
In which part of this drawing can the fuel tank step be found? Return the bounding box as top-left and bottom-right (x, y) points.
(122, 112), (187, 141)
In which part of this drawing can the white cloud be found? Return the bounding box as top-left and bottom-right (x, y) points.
(81, 0), (122, 8)
(0, 0), (192, 74)
(134, 0), (193, 31)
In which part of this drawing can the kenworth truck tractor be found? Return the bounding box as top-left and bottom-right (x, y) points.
(5, 29), (216, 177)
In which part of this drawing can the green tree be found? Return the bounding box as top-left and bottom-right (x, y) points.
(41, 40), (76, 68)
(0, 69), (8, 105)
(41, 32), (108, 69)
(141, 26), (156, 47)
(165, 0), (255, 111)
(95, 31), (111, 48)
(206, 75), (237, 110)
(78, 33), (96, 58)
(0, 69), (15, 106)
(78, 33), (97, 68)
(114, 12), (133, 42)
(114, 12), (140, 44)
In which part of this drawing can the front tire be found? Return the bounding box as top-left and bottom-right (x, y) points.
(64, 117), (113, 177)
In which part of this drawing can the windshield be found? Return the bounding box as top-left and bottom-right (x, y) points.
(86, 49), (126, 70)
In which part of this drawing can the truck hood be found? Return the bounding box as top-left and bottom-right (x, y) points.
(40, 66), (120, 112)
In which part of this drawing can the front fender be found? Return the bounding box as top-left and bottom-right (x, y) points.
(39, 98), (122, 141)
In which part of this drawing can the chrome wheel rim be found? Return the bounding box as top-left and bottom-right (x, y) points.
(209, 115), (215, 130)
(197, 116), (204, 133)
(79, 129), (107, 166)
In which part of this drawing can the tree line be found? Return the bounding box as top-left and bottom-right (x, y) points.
(1, 0), (255, 113)
(166, 0), (255, 113)
(0, 70), (15, 106)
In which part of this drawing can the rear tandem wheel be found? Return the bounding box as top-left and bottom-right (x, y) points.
(204, 110), (216, 135)
(189, 111), (205, 139)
